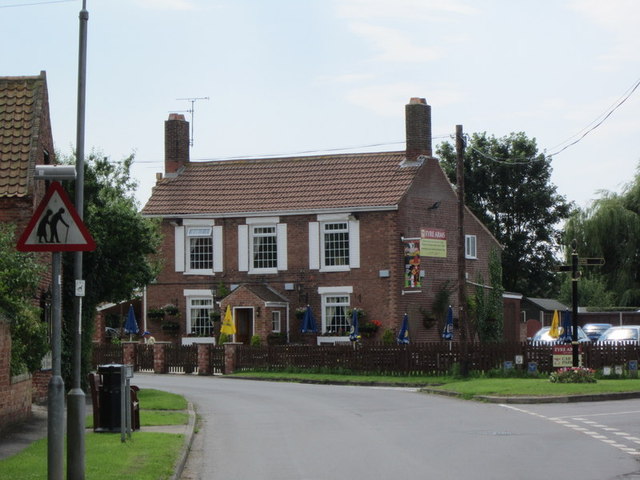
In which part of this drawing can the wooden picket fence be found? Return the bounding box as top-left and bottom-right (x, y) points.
(92, 341), (640, 376)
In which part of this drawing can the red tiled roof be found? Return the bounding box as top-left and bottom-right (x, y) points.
(0, 73), (47, 198)
(142, 151), (420, 216)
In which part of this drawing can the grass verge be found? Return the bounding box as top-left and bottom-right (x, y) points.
(427, 378), (640, 398)
(229, 371), (640, 398)
(0, 388), (189, 480)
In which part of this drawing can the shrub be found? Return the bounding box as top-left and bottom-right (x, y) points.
(381, 328), (395, 345)
(250, 335), (262, 346)
(219, 332), (231, 344)
(549, 367), (596, 383)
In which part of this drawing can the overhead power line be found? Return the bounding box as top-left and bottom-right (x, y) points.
(547, 76), (640, 157)
(0, 0), (76, 8)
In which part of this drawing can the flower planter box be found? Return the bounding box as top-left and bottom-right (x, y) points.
(181, 337), (216, 346)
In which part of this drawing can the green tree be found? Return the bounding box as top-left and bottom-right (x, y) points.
(557, 275), (616, 309)
(437, 132), (572, 296)
(0, 224), (48, 375)
(564, 164), (640, 306)
(59, 153), (162, 385)
(470, 248), (504, 341)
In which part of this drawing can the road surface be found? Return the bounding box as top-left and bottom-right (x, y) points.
(134, 374), (640, 480)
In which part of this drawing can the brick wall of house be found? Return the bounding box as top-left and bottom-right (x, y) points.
(0, 319), (33, 431)
(395, 156), (501, 341)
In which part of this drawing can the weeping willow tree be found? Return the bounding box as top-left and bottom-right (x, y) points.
(564, 165), (640, 306)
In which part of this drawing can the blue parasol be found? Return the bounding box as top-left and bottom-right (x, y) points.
(349, 309), (360, 341)
(301, 305), (318, 333)
(559, 310), (573, 343)
(442, 305), (454, 341)
(124, 305), (139, 339)
(397, 313), (410, 344)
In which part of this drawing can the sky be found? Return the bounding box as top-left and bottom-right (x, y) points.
(2, 0), (640, 210)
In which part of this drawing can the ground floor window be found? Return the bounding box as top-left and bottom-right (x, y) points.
(322, 294), (350, 334)
(272, 310), (281, 332)
(187, 296), (214, 336)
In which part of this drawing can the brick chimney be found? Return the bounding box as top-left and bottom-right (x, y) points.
(165, 113), (190, 174)
(405, 97), (432, 161)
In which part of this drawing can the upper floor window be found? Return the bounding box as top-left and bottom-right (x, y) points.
(465, 234), (477, 259)
(323, 222), (349, 267)
(309, 214), (360, 271)
(238, 218), (287, 274)
(188, 227), (213, 271)
(174, 220), (223, 274)
(252, 225), (277, 269)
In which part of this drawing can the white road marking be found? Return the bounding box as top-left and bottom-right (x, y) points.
(500, 404), (640, 457)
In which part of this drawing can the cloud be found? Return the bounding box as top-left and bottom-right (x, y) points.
(134, 0), (198, 10)
(348, 22), (443, 63)
(568, 0), (640, 70)
(335, 0), (478, 21)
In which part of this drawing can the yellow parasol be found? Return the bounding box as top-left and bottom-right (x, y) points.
(220, 305), (236, 335)
(548, 310), (560, 338)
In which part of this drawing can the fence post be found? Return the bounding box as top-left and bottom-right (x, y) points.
(224, 343), (240, 374)
(153, 343), (168, 374)
(122, 342), (137, 370)
(197, 343), (211, 376)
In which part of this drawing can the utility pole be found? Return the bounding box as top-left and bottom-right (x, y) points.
(68, 1), (88, 479)
(456, 124), (469, 376)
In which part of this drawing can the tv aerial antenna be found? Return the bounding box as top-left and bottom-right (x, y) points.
(175, 96), (209, 147)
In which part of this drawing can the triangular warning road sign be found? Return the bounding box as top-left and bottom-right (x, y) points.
(16, 181), (96, 252)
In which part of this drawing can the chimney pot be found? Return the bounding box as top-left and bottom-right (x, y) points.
(405, 97), (432, 160)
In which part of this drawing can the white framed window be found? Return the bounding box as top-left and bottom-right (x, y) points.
(322, 222), (350, 267)
(272, 311), (281, 333)
(252, 225), (277, 269)
(465, 235), (477, 259)
(238, 218), (287, 273)
(174, 221), (223, 274)
(184, 290), (214, 336)
(319, 286), (353, 334)
(188, 227), (213, 271)
(309, 214), (360, 271)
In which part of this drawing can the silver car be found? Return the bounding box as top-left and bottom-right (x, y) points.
(596, 326), (640, 343)
(531, 326), (590, 343)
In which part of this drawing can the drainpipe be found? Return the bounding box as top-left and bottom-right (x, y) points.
(286, 304), (290, 344)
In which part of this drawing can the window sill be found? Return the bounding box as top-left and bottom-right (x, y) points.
(181, 337), (216, 345)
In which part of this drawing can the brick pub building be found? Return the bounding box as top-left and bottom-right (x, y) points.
(141, 98), (501, 346)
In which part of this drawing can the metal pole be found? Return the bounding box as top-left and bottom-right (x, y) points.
(571, 240), (580, 367)
(48, 252), (64, 480)
(68, 2), (88, 479)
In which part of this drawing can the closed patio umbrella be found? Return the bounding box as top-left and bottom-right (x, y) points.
(124, 305), (139, 341)
(397, 313), (410, 344)
(559, 310), (573, 343)
(549, 310), (560, 339)
(442, 305), (453, 341)
(349, 309), (360, 341)
(220, 305), (236, 335)
(301, 305), (318, 333)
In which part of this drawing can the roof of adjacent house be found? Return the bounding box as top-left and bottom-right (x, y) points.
(525, 297), (569, 312)
(141, 151), (421, 216)
(0, 72), (48, 198)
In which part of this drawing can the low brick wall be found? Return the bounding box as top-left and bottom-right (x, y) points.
(32, 369), (52, 404)
(0, 374), (33, 432)
(0, 320), (33, 432)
